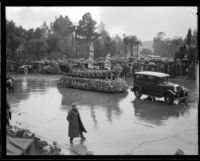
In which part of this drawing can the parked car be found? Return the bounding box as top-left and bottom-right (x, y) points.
(18, 65), (33, 73)
(42, 65), (58, 74)
(6, 74), (15, 92)
(131, 71), (189, 104)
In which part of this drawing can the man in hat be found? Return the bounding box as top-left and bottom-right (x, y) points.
(67, 103), (87, 144)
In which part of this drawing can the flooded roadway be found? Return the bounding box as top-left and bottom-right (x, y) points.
(7, 74), (198, 155)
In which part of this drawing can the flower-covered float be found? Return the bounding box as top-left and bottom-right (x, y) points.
(57, 43), (128, 93)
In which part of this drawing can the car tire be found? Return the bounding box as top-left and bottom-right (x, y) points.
(11, 87), (15, 92)
(164, 93), (174, 104)
(134, 87), (142, 98)
(24, 68), (28, 74)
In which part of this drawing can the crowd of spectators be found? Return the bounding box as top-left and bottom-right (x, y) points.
(118, 58), (197, 80)
(6, 57), (198, 80)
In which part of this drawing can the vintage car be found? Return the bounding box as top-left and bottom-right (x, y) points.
(131, 71), (189, 104)
(18, 65), (33, 73)
(6, 74), (15, 92)
(42, 65), (59, 74)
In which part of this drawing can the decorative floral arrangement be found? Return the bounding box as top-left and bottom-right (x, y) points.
(57, 76), (128, 93)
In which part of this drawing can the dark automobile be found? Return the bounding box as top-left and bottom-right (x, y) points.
(131, 71), (189, 104)
(18, 65), (33, 73)
(6, 74), (15, 92)
(42, 65), (59, 74)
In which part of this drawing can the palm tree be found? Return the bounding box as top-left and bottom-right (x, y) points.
(123, 35), (129, 60)
(135, 39), (142, 58)
(128, 36), (137, 57)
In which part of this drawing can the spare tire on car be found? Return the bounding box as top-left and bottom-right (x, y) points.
(164, 93), (174, 104)
(134, 87), (142, 98)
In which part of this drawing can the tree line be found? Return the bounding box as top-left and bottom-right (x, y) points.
(6, 12), (144, 62)
(6, 12), (197, 62)
(140, 29), (197, 62)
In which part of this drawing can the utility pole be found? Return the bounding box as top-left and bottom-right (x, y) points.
(74, 25), (78, 58)
(123, 34), (126, 60)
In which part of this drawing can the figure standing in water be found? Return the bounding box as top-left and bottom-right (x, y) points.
(67, 103), (87, 144)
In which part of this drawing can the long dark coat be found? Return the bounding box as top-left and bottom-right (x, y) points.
(67, 109), (87, 138)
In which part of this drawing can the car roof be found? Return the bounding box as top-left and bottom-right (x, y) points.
(134, 71), (170, 77)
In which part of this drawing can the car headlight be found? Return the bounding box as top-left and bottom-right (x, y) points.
(174, 86), (177, 92)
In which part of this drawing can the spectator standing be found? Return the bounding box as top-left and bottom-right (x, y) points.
(67, 103), (87, 144)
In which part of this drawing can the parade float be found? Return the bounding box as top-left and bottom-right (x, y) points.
(57, 43), (128, 93)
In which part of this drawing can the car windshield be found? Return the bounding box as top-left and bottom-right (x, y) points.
(159, 77), (169, 82)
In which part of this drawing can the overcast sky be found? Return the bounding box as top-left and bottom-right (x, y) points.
(6, 7), (197, 41)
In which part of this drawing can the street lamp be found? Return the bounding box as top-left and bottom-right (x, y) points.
(74, 24), (78, 58)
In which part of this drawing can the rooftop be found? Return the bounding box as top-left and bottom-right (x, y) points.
(134, 71), (170, 77)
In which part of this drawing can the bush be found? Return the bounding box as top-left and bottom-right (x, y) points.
(7, 126), (63, 155)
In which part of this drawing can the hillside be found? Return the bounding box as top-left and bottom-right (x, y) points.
(140, 40), (153, 51)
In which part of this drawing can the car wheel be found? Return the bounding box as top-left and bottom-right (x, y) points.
(164, 93), (174, 104)
(10, 85), (14, 92)
(134, 87), (142, 98)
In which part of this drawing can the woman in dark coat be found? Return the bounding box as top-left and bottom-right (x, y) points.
(67, 103), (87, 143)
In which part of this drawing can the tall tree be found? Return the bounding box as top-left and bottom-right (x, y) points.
(34, 27), (44, 39)
(157, 32), (166, 40)
(41, 21), (49, 38)
(135, 39), (142, 58)
(186, 28), (192, 47)
(191, 29), (198, 61)
(94, 28), (110, 58)
(175, 45), (187, 60)
(6, 20), (26, 59)
(153, 32), (166, 57)
(170, 37), (184, 57)
(58, 35), (74, 57)
(191, 29), (197, 46)
(77, 12), (99, 42)
(27, 38), (48, 61)
(50, 15), (74, 36)
(25, 29), (35, 41)
(113, 34), (124, 58)
(49, 15), (74, 58)
(24, 26), (49, 60)
(123, 35), (129, 59)
(46, 33), (60, 54)
(128, 35), (137, 57)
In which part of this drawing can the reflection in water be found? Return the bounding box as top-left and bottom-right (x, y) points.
(69, 139), (94, 155)
(57, 87), (128, 125)
(132, 98), (190, 126)
(90, 106), (98, 129)
(22, 76), (28, 89)
(7, 75), (198, 155)
(7, 75), (55, 105)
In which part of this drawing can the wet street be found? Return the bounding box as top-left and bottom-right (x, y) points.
(7, 74), (198, 155)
